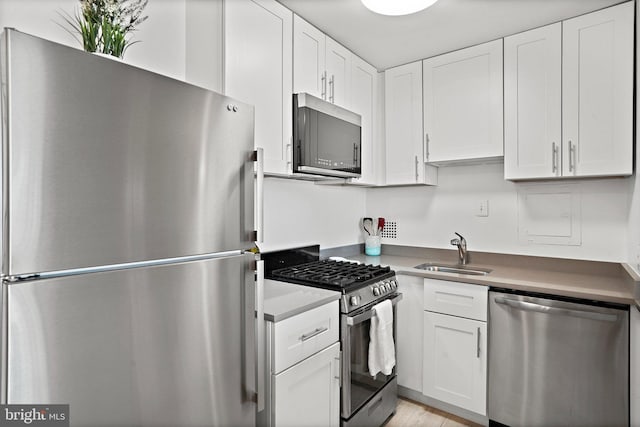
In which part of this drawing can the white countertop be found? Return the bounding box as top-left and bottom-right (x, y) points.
(263, 279), (341, 322)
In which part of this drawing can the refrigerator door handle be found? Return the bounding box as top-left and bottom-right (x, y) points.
(254, 148), (264, 244)
(256, 260), (265, 412)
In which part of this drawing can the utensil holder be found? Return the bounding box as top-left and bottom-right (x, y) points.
(365, 235), (381, 256)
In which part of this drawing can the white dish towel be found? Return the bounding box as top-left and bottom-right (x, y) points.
(368, 299), (396, 377)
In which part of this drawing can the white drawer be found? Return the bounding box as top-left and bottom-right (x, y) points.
(271, 300), (339, 373)
(423, 278), (487, 321)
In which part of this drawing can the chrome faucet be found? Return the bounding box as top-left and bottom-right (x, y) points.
(450, 232), (468, 265)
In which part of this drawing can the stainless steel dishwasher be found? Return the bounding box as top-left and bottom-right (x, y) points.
(488, 289), (629, 427)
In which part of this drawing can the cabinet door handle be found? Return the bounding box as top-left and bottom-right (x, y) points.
(300, 326), (328, 342)
(415, 155), (419, 182)
(329, 74), (335, 103)
(334, 354), (341, 381)
(425, 133), (430, 162)
(552, 142), (558, 174)
(321, 71), (327, 100)
(476, 327), (481, 358)
(568, 140), (575, 173)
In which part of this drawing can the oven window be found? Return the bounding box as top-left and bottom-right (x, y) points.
(348, 316), (394, 415)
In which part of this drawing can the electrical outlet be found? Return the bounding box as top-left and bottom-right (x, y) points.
(476, 200), (489, 217)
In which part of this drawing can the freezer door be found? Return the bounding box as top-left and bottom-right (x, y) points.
(1, 30), (255, 276)
(6, 253), (257, 427)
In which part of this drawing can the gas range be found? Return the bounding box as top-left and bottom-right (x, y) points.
(262, 246), (398, 314)
(263, 245), (401, 427)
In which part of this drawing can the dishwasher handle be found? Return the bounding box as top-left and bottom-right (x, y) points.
(494, 296), (619, 323)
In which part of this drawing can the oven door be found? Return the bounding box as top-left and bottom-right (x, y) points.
(340, 292), (403, 419)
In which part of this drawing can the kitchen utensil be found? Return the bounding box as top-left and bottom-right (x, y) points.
(377, 217), (385, 235)
(362, 217), (373, 235)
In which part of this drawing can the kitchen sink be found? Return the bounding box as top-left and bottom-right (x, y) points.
(414, 263), (492, 276)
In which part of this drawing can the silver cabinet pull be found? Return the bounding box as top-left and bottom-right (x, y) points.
(334, 354), (341, 381)
(425, 133), (430, 162)
(476, 327), (481, 358)
(552, 142), (558, 174)
(568, 140), (576, 173)
(329, 74), (335, 103)
(321, 71), (327, 100)
(415, 155), (419, 181)
(300, 326), (328, 341)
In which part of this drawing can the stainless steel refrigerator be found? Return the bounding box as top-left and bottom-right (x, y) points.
(0, 29), (264, 426)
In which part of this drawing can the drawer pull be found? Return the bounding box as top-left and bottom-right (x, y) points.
(300, 326), (329, 342)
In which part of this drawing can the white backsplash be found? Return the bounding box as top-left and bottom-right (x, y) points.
(366, 163), (631, 262)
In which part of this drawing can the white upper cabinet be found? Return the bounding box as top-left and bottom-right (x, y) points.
(505, 2), (633, 180)
(422, 40), (504, 164)
(504, 23), (562, 179)
(562, 1), (633, 178)
(294, 15), (351, 108)
(325, 38), (351, 107)
(385, 61), (437, 186)
(293, 16), (325, 99)
(224, 0), (293, 175)
(348, 56), (379, 185)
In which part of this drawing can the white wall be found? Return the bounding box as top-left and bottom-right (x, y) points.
(261, 178), (367, 252)
(0, 0), (186, 79)
(366, 162), (631, 262)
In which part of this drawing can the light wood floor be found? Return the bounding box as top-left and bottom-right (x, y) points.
(385, 398), (483, 427)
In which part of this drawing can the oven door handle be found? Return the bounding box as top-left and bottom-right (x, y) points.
(346, 293), (403, 326)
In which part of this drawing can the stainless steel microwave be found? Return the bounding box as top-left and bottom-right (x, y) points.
(293, 93), (362, 178)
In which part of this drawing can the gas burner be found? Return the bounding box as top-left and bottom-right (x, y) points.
(270, 259), (394, 292)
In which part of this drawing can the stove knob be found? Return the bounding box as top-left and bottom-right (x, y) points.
(373, 287), (381, 296)
(350, 296), (360, 307)
(384, 283), (390, 292)
(391, 280), (398, 289)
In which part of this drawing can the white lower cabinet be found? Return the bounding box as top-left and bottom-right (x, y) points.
(395, 275), (424, 392)
(260, 300), (340, 427)
(423, 312), (487, 415)
(632, 305), (640, 426)
(273, 342), (341, 427)
(422, 279), (488, 416)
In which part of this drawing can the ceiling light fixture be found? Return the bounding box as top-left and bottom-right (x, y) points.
(361, 0), (439, 16)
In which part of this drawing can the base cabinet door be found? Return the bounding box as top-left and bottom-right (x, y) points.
(273, 342), (341, 427)
(632, 305), (640, 426)
(423, 311), (487, 415)
(396, 275), (424, 392)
